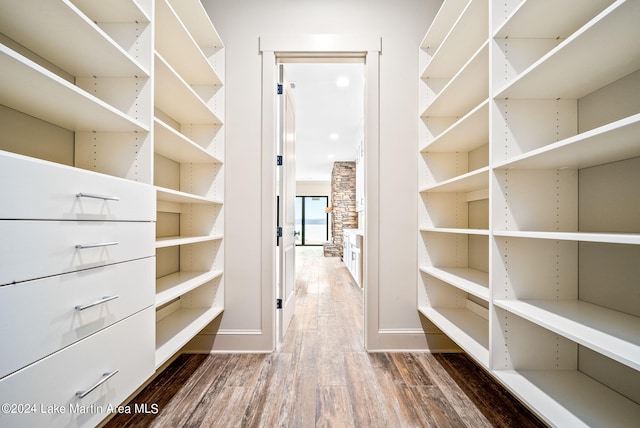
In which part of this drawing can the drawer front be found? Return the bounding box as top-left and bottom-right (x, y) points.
(0, 220), (154, 286)
(0, 150), (155, 221)
(0, 257), (154, 378)
(0, 308), (154, 428)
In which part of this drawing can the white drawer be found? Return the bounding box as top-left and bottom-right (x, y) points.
(0, 308), (154, 428)
(0, 257), (154, 379)
(0, 150), (155, 221)
(0, 220), (155, 286)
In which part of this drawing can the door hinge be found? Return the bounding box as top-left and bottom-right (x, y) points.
(277, 226), (282, 238)
(277, 83), (283, 95)
(276, 298), (283, 309)
(277, 155), (283, 166)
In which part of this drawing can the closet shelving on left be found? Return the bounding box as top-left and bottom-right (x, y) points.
(0, 0), (225, 426)
(0, 1), (155, 427)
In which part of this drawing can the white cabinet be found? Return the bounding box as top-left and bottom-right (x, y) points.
(0, 308), (155, 428)
(0, 0), (223, 425)
(153, 0), (225, 369)
(419, 1), (640, 426)
(343, 229), (363, 287)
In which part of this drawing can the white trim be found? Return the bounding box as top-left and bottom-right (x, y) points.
(259, 34), (381, 53)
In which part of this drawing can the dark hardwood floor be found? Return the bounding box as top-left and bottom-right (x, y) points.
(105, 247), (546, 427)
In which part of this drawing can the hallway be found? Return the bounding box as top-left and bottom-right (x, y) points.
(105, 247), (544, 427)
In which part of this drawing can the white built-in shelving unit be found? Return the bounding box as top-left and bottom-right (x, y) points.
(153, 0), (225, 369)
(0, 1), (155, 427)
(0, 0), (224, 425)
(419, 0), (640, 426)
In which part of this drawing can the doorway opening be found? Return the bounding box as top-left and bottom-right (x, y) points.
(295, 196), (329, 246)
(276, 60), (366, 346)
(261, 34), (381, 351)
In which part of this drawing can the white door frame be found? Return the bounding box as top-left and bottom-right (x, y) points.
(260, 34), (381, 350)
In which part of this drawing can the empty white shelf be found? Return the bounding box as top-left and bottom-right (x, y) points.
(155, 306), (223, 367)
(423, 42), (488, 117)
(418, 306), (489, 368)
(420, 266), (489, 301)
(420, 0), (468, 51)
(154, 53), (222, 125)
(494, 0), (613, 39)
(494, 230), (640, 245)
(494, 113), (640, 170)
(421, 100), (488, 153)
(420, 227), (489, 236)
(494, 299), (640, 371)
(166, 0), (224, 49)
(0, 0), (149, 77)
(0, 45), (148, 132)
(156, 234), (224, 248)
(155, 0), (221, 86)
(420, 167), (489, 193)
(71, 0), (150, 23)
(156, 186), (223, 205)
(496, 0), (640, 99)
(422, 0), (487, 79)
(156, 270), (223, 307)
(154, 119), (222, 164)
(493, 370), (640, 428)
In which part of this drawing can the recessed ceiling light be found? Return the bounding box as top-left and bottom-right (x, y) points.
(328, 154), (335, 159)
(336, 76), (350, 87)
(329, 133), (339, 140)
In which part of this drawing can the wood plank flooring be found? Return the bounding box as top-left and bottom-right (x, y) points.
(105, 246), (546, 427)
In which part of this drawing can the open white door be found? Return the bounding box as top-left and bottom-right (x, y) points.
(277, 65), (296, 344)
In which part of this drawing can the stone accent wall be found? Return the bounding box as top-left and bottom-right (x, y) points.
(324, 161), (358, 257)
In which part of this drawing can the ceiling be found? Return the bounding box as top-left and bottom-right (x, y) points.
(283, 62), (365, 182)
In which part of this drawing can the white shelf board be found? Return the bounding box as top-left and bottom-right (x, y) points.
(156, 186), (223, 205)
(420, 167), (488, 193)
(494, 230), (640, 245)
(0, 0), (149, 77)
(156, 270), (223, 307)
(418, 306), (489, 368)
(494, 0), (612, 39)
(422, 0), (487, 79)
(494, 113), (640, 170)
(420, 227), (489, 236)
(154, 118), (223, 164)
(420, 266), (489, 301)
(423, 42), (488, 118)
(420, 0), (468, 50)
(155, 306), (223, 368)
(155, 0), (221, 86)
(493, 370), (640, 428)
(495, 0), (640, 99)
(167, 0), (224, 48)
(421, 100), (488, 153)
(71, 0), (151, 23)
(156, 234), (224, 248)
(154, 53), (222, 125)
(0, 45), (148, 133)
(494, 299), (640, 371)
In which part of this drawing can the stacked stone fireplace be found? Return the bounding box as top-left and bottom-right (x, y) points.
(323, 161), (358, 257)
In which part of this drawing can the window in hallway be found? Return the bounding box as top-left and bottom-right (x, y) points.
(295, 195), (328, 246)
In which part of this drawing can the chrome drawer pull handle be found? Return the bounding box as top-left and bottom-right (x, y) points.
(75, 241), (119, 250)
(75, 295), (119, 311)
(76, 192), (120, 201)
(76, 370), (119, 398)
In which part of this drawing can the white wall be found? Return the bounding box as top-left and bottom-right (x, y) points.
(194, 0), (446, 352)
(296, 181), (331, 199)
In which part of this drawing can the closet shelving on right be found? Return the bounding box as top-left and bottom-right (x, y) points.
(419, 0), (640, 426)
